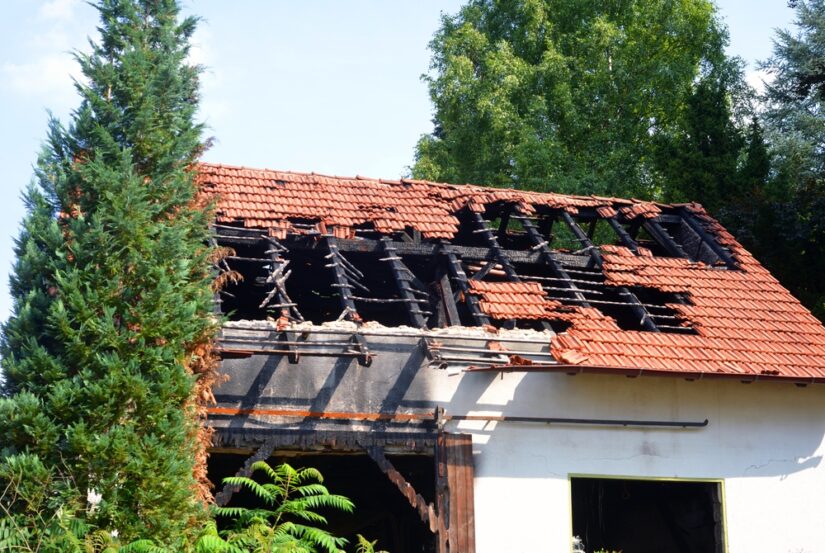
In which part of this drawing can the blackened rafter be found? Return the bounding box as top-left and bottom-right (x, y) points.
(379, 237), (430, 328)
(559, 211), (660, 332)
(469, 210), (554, 330)
(642, 219), (689, 259)
(677, 209), (738, 269)
(441, 243), (491, 327)
(323, 235), (361, 321)
(605, 216), (640, 253)
(513, 208), (592, 309)
(366, 446), (438, 533)
(258, 235), (304, 322)
(468, 211), (520, 280)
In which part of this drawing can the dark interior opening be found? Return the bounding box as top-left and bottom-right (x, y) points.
(631, 224), (673, 258)
(401, 254), (445, 329)
(344, 251), (413, 327)
(218, 237), (273, 321)
(571, 477), (723, 553)
(213, 217), (697, 333)
(281, 248), (341, 324)
(209, 452), (437, 553)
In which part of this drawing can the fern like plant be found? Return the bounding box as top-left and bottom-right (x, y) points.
(214, 461), (354, 553)
(354, 535), (388, 553)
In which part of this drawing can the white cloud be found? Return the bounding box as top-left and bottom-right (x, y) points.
(746, 69), (773, 95)
(2, 54), (82, 108)
(188, 26), (212, 67)
(38, 0), (79, 21)
(189, 26), (230, 124)
(31, 29), (73, 51)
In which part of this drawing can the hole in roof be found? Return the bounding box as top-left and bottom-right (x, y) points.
(211, 204), (704, 334)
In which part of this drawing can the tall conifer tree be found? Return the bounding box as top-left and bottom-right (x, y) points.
(0, 0), (215, 546)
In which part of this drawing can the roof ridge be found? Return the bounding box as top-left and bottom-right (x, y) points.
(196, 162), (677, 207)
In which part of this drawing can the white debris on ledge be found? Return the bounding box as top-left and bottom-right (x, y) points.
(222, 318), (555, 342)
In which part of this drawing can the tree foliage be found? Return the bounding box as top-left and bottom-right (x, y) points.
(754, 0), (825, 321)
(413, 0), (825, 320)
(0, 0), (216, 547)
(413, 0), (729, 197)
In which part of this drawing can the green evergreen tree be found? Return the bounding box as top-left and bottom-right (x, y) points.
(651, 56), (768, 219)
(761, 0), (825, 188)
(0, 0), (216, 547)
(654, 71), (746, 213)
(755, 0), (825, 321)
(412, 0), (728, 197)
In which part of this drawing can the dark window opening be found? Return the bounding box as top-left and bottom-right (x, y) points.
(571, 477), (724, 553)
(209, 452), (437, 553)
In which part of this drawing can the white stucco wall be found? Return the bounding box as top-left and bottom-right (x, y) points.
(432, 371), (825, 553)
(215, 328), (825, 552)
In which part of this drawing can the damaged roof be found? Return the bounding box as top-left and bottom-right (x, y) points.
(198, 162), (825, 383)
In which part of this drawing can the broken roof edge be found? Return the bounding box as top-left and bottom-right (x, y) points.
(463, 362), (825, 385)
(219, 322), (824, 385)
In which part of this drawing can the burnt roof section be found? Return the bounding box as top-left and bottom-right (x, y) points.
(198, 162), (825, 382)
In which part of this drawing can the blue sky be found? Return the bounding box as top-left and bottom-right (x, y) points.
(0, 0), (797, 322)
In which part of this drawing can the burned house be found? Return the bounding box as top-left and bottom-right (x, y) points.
(198, 162), (825, 553)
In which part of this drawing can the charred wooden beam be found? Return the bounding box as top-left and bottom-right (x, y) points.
(366, 446), (438, 533)
(606, 217), (639, 253)
(282, 235), (592, 267)
(323, 235), (360, 322)
(441, 243), (491, 327)
(210, 428), (438, 454)
(469, 255), (500, 281)
(642, 219), (689, 259)
(261, 236), (304, 323)
(496, 209), (511, 240)
(678, 209), (738, 269)
(559, 211), (659, 332)
(380, 237), (428, 328)
(468, 211), (520, 280)
(559, 211), (603, 268)
(214, 436), (280, 507)
(586, 218), (598, 240)
(514, 210), (591, 308)
(436, 267), (461, 327)
(471, 210), (554, 331)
